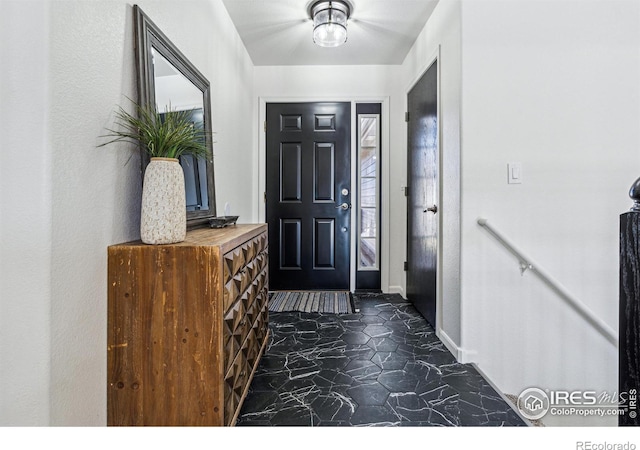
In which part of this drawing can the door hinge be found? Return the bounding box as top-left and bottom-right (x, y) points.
(404, 261), (408, 271)
(405, 112), (410, 122)
(404, 186), (409, 197)
(263, 191), (267, 203)
(264, 121), (267, 132)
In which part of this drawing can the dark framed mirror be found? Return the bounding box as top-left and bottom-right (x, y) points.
(133, 5), (216, 227)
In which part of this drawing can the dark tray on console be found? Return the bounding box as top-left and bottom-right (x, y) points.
(208, 216), (239, 228)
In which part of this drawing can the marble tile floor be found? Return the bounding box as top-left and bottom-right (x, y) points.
(237, 293), (527, 427)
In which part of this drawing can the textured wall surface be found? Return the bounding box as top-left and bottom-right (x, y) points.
(0, 1), (52, 426)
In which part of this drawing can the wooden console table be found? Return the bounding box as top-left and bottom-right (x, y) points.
(107, 224), (269, 426)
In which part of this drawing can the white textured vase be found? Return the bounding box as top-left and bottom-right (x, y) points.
(140, 157), (186, 245)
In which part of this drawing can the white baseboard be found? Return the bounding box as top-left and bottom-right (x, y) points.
(385, 288), (477, 364)
(470, 362), (534, 427)
(387, 285), (405, 297)
(437, 328), (461, 360)
(459, 347), (478, 363)
(437, 328), (478, 363)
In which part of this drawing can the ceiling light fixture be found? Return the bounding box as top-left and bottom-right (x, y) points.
(310, 0), (351, 48)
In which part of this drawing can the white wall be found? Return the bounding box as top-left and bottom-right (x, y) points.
(1, 0), (254, 426)
(254, 64), (403, 292)
(460, 0), (640, 426)
(0, 0), (52, 426)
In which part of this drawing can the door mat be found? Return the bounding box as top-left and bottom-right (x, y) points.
(268, 291), (354, 314)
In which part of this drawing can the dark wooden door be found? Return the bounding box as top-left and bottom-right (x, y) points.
(266, 102), (351, 290)
(406, 60), (438, 327)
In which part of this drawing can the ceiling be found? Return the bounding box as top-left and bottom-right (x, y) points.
(221, 0), (439, 66)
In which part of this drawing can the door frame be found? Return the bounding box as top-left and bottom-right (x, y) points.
(404, 46), (443, 333)
(258, 96), (390, 293)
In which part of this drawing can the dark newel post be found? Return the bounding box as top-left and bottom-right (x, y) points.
(620, 177), (640, 426)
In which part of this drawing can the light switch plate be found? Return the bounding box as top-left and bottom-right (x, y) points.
(508, 162), (522, 184)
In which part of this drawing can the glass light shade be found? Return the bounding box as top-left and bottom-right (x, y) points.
(312, 1), (349, 47)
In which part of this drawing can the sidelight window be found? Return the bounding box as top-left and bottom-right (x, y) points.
(358, 114), (380, 270)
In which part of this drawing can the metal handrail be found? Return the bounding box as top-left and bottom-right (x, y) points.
(477, 217), (618, 348)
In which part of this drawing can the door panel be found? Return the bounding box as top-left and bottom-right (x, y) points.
(280, 144), (301, 202)
(280, 219), (301, 269)
(314, 143), (335, 202)
(406, 60), (438, 327)
(314, 218), (335, 268)
(266, 102), (351, 290)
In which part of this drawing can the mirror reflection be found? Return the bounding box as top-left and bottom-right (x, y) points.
(152, 48), (210, 212)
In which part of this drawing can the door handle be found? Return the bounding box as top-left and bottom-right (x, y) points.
(424, 205), (438, 214)
(335, 202), (351, 210)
